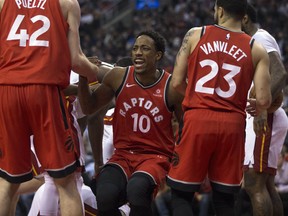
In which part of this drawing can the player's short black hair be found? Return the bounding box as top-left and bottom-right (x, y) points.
(246, 3), (258, 23)
(115, 56), (133, 67)
(216, 0), (247, 20)
(136, 30), (166, 58)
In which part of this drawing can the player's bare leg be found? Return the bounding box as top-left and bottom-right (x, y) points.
(266, 175), (284, 216)
(0, 178), (20, 216)
(244, 169), (273, 216)
(9, 193), (19, 216)
(54, 173), (84, 216)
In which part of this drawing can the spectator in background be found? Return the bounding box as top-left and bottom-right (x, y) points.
(79, 0), (288, 71)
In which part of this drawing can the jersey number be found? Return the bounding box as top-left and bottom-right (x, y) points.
(195, 59), (241, 98)
(7, 15), (50, 47)
(131, 113), (151, 133)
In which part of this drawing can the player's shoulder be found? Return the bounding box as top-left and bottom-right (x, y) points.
(254, 29), (272, 38)
(254, 29), (275, 41)
(109, 66), (127, 76)
(103, 66), (127, 87)
(185, 26), (203, 38)
(59, 0), (79, 12)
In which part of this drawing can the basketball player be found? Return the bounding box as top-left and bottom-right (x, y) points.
(0, 0), (99, 215)
(78, 30), (184, 216)
(166, 0), (272, 215)
(242, 4), (288, 216)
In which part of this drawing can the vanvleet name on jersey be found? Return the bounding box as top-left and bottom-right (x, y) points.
(200, 40), (248, 62)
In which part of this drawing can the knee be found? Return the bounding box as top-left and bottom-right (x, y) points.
(127, 174), (155, 206)
(96, 183), (120, 210)
(53, 173), (75, 188)
(212, 190), (235, 207)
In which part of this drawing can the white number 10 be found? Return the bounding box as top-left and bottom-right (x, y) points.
(131, 113), (151, 133)
(7, 14), (50, 47)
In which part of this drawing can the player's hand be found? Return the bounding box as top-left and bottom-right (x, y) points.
(88, 56), (102, 66)
(253, 110), (269, 137)
(246, 98), (258, 117)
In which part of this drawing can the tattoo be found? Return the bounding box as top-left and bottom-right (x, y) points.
(175, 29), (193, 67)
(269, 52), (287, 100)
(179, 30), (193, 55)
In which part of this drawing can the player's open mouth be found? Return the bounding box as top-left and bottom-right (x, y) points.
(134, 59), (145, 68)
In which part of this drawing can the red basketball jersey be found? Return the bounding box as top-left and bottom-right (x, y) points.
(183, 25), (254, 116)
(0, 0), (71, 88)
(113, 66), (175, 158)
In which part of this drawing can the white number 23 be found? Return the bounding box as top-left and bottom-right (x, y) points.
(195, 59), (241, 98)
(7, 14), (50, 47)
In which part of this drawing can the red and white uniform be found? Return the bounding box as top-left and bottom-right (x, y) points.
(0, 0), (71, 87)
(107, 66), (175, 186)
(0, 0), (78, 183)
(28, 84), (96, 215)
(244, 29), (288, 175)
(168, 25), (255, 193)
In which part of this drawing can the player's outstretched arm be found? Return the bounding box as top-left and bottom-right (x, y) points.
(78, 67), (123, 115)
(61, 0), (98, 82)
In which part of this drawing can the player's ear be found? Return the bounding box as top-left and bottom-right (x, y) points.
(218, 6), (224, 18)
(242, 14), (249, 25)
(156, 51), (163, 61)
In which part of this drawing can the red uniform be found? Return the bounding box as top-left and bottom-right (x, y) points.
(107, 66), (175, 186)
(0, 0), (71, 87)
(167, 25), (255, 193)
(0, 0), (78, 183)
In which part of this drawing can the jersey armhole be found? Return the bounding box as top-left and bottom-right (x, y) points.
(115, 66), (130, 97)
(200, 26), (206, 38)
(165, 75), (174, 113)
(250, 38), (255, 48)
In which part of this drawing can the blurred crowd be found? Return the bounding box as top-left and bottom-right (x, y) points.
(78, 0), (288, 113)
(78, 0), (288, 70)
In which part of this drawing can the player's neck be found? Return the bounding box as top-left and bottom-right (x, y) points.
(218, 19), (242, 33)
(249, 24), (259, 37)
(135, 68), (161, 86)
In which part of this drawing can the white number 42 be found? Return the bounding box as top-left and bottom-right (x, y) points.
(7, 14), (50, 47)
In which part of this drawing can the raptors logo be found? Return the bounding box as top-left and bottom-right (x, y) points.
(65, 136), (74, 152)
(171, 152), (180, 167)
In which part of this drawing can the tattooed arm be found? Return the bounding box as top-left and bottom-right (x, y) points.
(171, 27), (202, 95)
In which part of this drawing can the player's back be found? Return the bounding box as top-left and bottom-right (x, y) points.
(183, 25), (254, 116)
(0, 0), (71, 88)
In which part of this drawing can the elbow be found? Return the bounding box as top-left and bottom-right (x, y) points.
(172, 79), (182, 91)
(71, 59), (82, 74)
(257, 96), (272, 111)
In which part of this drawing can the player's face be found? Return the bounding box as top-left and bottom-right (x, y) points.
(241, 15), (249, 33)
(131, 35), (160, 74)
